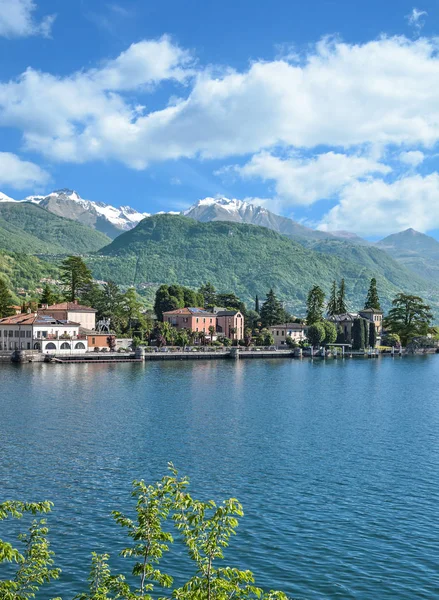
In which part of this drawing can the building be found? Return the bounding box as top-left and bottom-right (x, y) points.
(81, 328), (132, 352)
(163, 307), (245, 339)
(215, 310), (244, 340)
(0, 313), (87, 354)
(38, 301), (97, 330)
(269, 323), (308, 348)
(163, 308), (217, 335)
(328, 309), (383, 346)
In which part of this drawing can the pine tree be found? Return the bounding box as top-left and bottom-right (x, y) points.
(260, 289), (284, 327)
(327, 280), (338, 316)
(60, 256), (92, 302)
(0, 279), (14, 318)
(40, 284), (57, 306)
(306, 286), (325, 324)
(337, 279), (348, 314)
(364, 278), (381, 311)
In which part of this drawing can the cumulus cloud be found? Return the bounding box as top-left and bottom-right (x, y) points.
(0, 152), (49, 188)
(230, 151), (391, 206)
(3, 35), (439, 168)
(399, 150), (425, 166)
(0, 0), (55, 38)
(318, 173), (439, 236)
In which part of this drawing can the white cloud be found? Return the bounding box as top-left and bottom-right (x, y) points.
(0, 152), (49, 189)
(399, 150), (425, 166)
(230, 151), (391, 206)
(0, 0), (55, 38)
(406, 8), (427, 34)
(318, 173), (439, 236)
(3, 35), (439, 168)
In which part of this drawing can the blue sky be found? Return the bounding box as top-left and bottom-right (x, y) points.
(1, 0), (439, 237)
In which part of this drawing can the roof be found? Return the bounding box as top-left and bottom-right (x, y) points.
(328, 313), (359, 323)
(270, 323), (307, 330)
(163, 307), (216, 316)
(215, 310), (242, 317)
(0, 314), (80, 327)
(40, 302), (97, 313)
(359, 308), (383, 314)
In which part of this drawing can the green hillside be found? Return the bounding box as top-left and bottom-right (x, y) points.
(0, 202), (111, 254)
(89, 214), (437, 315)
(0, 252), (59, 297)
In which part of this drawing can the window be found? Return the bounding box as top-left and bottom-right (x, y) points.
(8, 331), (13, 337)
(282, 331), (285, 336)
(26, 331), (31, 338)
(75, 342), (85, 350)
(92, 337), (96, 344)
(196, 318), (199, 323)
(60, 342), (71, 350)
(45, 342), (56, 350)
(276, 331), (279, 336)
(20, 331), (25, 338)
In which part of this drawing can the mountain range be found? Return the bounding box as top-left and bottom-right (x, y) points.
(0, 189), (438, 315)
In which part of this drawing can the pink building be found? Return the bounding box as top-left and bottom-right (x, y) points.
(163, 307), (244, 340)
(215, 310), (244, 340)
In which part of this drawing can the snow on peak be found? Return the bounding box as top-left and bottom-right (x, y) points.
(184, 196), (252, 214)
(0, 191), (17, 202)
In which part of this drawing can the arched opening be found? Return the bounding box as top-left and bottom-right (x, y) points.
(45, 342), (56, 350)
(33, 342), (41, 350)
(75, 342), (85, 350)
(60, 342), (71, 350)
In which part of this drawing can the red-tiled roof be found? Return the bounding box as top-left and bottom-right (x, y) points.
(0, 314), (80, 326)
(41, 302), (97, 312)
(163, 307), (216, 316)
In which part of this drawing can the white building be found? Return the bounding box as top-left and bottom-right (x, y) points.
(269, 323), (308, 348)
(0, 313), (88, 354)
(38, 301), (97, 330)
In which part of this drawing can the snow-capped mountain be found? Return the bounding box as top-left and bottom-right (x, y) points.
(0, 192), (18, 203)
(183, 196), (334, 242)
(24, 189), (150, 238)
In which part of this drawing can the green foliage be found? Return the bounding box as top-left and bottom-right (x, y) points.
(0, 202), (110, 254)
(327, 280), (337, 316)
(306, 286), (325, 325)
(381, 333), (401, 347)
(154, 284), (204, 321)
(0, 278), (14, 317)
(322, 320), (337, 345)
(87, 215), (437, 316)
(306, 322), (325, 348)
(0, 500), (60, 599)
(60, 256), (92, 302)
(363, 319), (369, 348)
(255, 295), (260, 313)
(337, 279), (348, 313)
(383, 293), (433, 346)
(40, 283), (59, 306)
(364, 277), (381, 311)
(352, 318), (365, 350)
(260, 289), (285, 327)
(285, 336), (297, 348)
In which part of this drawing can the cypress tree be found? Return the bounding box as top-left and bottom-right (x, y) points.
(364, 278), (381, 311)
(255, 295), (260, 313)
(327, 280), (338, 316)
(337, 279), (348, 314)
(352, 318), (365, 350)
(362, 318), (369, 348)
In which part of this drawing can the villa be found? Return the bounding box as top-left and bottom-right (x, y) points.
(269, 323), (308, 348)
(329, 309), (383, 346)
(0, 313), (88, 354)
(38, 300), (97, 330)
(163, 307), (244, 339)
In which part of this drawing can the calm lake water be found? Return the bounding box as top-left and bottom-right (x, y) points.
(1, 357), (439, 599)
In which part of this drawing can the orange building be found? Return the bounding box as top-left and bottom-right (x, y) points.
(163, 307), (217, 334)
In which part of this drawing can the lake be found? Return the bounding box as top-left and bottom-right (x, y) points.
(1, 357), (439, 599)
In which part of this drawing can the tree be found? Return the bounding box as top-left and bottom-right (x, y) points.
(208, 325), (216, 343)
(383, 293), (433, 346)
(198, 282), (217, 308)
(100, 281), (125, 333)
(363, 318), (369, 348)
(40, 284), (58, 306)
(306, 286), (325, 325)
(122, 287), (144, 332)
(0, 278), (14, 318)
(107, 335), (116, 352)
(337, 279), (348, 314)
(285, 336), (297, 349)
(260, 289), (284, 327)
(352, 318), (365, 350)
(307, 322), (325, 349)
(327, 280), (338, 316)
(60, 256), (92, 302)
(382, 333), (400, 347)
(369, 321), (377, 348)
(364, 277), (381, 311)
(244, 328), (253, 347)
(255, 295), (260, 313)
(175, 329), (190, 349)
(154, 285), (183, 321)
(322, 320), (337, 346)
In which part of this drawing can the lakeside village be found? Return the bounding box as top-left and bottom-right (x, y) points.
(0, 256), (436, 362)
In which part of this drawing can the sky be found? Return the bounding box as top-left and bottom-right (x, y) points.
(1, 0), (439, 238)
